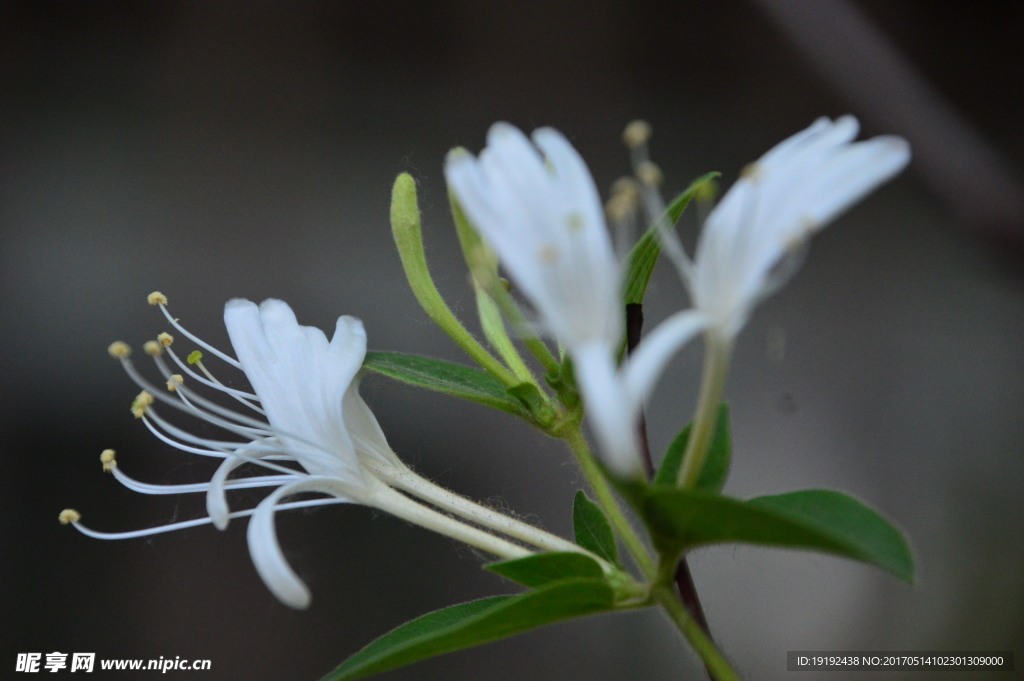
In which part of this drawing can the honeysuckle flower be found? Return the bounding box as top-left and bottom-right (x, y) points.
(64, 295), (596, 609)
(446, 124), (679, 477)
(687, 115), (911, 340)
(445, 118), (910, 479)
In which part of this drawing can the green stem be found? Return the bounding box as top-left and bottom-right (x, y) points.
(565, 428), (657, 580)
(653, 586), (741, 681)
(677, 332), (732, 489)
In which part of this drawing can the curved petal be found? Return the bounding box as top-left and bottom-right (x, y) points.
(343, 376), (402, 467)
(247, 477), (362, 610)
(623, 310), (708, 407)
(572, 341), (643, 478)
(205, 446), (296, 530)
(692, 116), (910, 335)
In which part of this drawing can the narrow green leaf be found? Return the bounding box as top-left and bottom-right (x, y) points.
(622, 171), (720, 306)
(642, 488), (914, 583)
(572, 491), (619, 565)
(653, 404), (731, 492)
(654, 423), (690, 486)
(363, 351), (527, 418)
(486, 552), (604, 587)
(323, 579), (615, 681)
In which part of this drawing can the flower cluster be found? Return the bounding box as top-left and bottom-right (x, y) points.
(447, 116), (909, 477)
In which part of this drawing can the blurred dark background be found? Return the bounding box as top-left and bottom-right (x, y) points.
(2, 1), (1022, 679)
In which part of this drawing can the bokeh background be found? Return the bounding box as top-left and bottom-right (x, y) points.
(2, 1), (1022, 679)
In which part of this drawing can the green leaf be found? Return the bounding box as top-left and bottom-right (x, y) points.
(323, 579), (615, 681)
(506, 382), (556, 425)
(572, 491), (619, 565)
(622, 171), (719, 306)
(642, 488), (914, 582)
(486, 552), (604, 587)
(653, 403), (731, 492)
(363, 351), (528, 418)
(746, 491), (914, 582)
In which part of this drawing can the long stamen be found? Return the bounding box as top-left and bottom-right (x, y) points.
(140, 416), (290, 460)
(108, 459), (295, 495)
(165, 345), (262, 404)
(149, 293), (241, 369)
(120, 357), (273, 440)
(162, 376), (269, 438)
(623, 121), (695, 289)
(123, 355), (359, 469)
(152, 355), (270, 435)
(143, 409), (305, 478)
(64, 497), (347, 540)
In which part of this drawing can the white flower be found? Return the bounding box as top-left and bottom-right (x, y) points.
(445, 118), (910, 478)
(66, 296), (563, 609)
(689, 115), (911, 339)
(446, 123), (623, 351)
(446, 124), (676, 477)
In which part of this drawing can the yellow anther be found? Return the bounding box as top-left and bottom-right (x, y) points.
(538, 245), (559, 264)
(157, 332), (173, 347)
(59, 509), (81, 525)
(131, 390), (154, 418)
(100, 449), (117, 472)
(143, 340), (162, 356)
(166, 375), (184, 392)
(147, 291), (168, 306)
(107, 341), (131, 359)
(605, 194), (635, 223)
(636, 160), (663, 187)
(622, 120), (652, 149)
(611, 176), (640, 200)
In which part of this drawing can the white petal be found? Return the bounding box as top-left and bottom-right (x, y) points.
(247, 477), (361, 610)
(207, 453), (258, 530)
(692, 116), (910, 335)
(224, 299), (367, 483)
(343, 377), (403, 467)
(445, 123), (621, 350)
(623, 310), (708, 407)
(572, 341), (643, 478)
